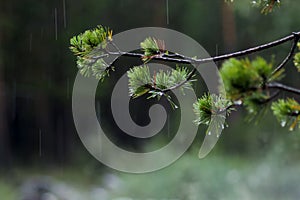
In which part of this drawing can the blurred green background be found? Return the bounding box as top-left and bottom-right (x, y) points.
(1, 0), (300, 199)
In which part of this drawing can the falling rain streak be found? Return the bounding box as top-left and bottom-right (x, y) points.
(167, 115), (170, 138)
(29, 33), (33, 52)
(48, 75), (52, 89)
(215, 44), (219, 65)
(66, 78), (70, 99)
(63, 0), (67, 28)
(54, 8), (58, 40)
(166, 0), (169, 24)
(40, 28), (44, 39)
(11, 80), (16, 120)
(39, 129), (42, 157)
(96, 101), (101, 120)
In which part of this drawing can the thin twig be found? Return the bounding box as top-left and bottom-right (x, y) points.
(217, 103), (241, 114)
(122, 52), (192, 63)
(216, 90), (280, 114)
(163, 52), (197, 63)
(260, 90), (281, 104)
(196, 31), (300, 64)
(272, 32), (300, 75)
(267, 82), (300, 95)
(162, 69), (196, 92)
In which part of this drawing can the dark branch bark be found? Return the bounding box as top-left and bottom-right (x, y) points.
(93, 32), (300, 96)
(105, 31), (300, 65)
(93, 31), (300, 69)
(196, 32), (300, 64)
(267, 82), (300, 95)
(161, 32), (300, 93)
(272, 32), (300, 75)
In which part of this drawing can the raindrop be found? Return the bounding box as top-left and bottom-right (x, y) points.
(208, 131), (211, 135)
(221, 124), (224, 130)
(280, 120), (287, 127)
(234, 100), (242, 105)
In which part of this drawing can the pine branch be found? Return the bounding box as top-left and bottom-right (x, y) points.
(95, 31), (300, 94)
(90, 32), (300, 74)
(104, 31), (300, 65)
(164, 31), (300, 94)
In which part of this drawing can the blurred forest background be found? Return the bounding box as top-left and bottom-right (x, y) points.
(1, 0), (300, 199)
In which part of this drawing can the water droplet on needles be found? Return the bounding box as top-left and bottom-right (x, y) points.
(234, 100), (242, 105)
(221, 124), (225, 130)
(280, 120), (287, 127)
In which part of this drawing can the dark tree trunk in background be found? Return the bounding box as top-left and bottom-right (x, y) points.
(0, 19), (11, 166)
(222, 1), (237, 51)
(0, 73), (10, 165)
(153, 0), (166, 26)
